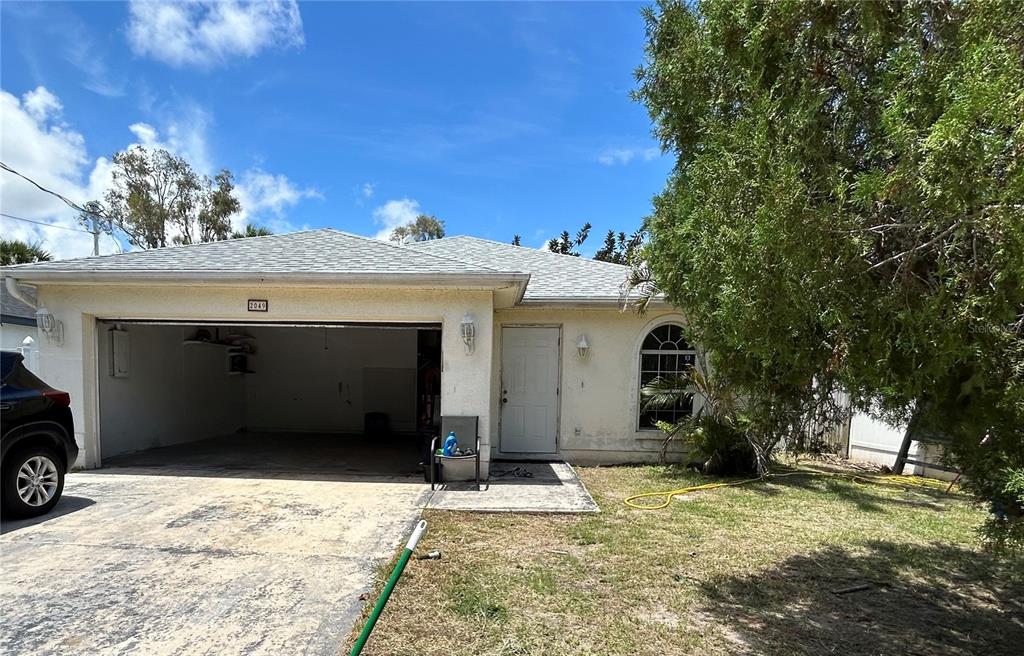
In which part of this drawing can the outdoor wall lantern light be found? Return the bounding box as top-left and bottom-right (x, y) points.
(576, 334), (590, 359)
(460, 312), (476, 354)
(36, 306), (64, 345)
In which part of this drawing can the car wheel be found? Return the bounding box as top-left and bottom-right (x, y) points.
(2, 446), (65, 518)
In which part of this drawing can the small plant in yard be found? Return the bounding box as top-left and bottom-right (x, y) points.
(641, 351), (757, 475)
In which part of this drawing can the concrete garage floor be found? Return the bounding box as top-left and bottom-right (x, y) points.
(101, 431), (426, 480)
(0, 470), (428, 655)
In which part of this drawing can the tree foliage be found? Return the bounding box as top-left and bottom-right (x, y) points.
(594, 229), (644, 264)
(231, 224), (273, 239)
(389, 214), (445, 243)
(547, 222), (592, 256)
(103, 146), (240, 249)
(635, 0), (1024, 544)
(0, 239), (52, 265)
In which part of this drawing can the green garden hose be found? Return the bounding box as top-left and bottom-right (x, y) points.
(349, 519), (428, 656)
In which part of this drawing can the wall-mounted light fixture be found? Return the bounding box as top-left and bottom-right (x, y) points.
(460, 312), (476, 354)
(576, 334), (590, 359)
(35, 306), (64, 345)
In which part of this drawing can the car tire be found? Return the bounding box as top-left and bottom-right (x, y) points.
(2, 445), (65, 518)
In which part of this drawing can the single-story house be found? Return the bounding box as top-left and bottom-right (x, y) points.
(1, 282), (39, 371)
(1, 229), (692, 475)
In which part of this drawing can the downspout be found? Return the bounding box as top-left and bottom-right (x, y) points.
(4, 276), (37, 309)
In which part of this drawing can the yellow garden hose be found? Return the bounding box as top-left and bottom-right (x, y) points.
(623, 469), (953, 510)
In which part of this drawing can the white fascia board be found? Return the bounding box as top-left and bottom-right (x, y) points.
(1, 270), (530, 292)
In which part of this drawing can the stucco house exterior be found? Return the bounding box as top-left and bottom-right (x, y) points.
(1, 229), (691, 475)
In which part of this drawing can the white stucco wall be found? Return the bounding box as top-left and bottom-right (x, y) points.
(30, 279), (696, 472)
(492, 306), (690, 464)
(32, 284), (494, 471)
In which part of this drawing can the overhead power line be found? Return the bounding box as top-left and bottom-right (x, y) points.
(0, 161), (107, 218)
(0, 211), (95, 234)
(0, 161), (115, 255)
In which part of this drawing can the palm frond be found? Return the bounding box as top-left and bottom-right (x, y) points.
(641, 374), (696, 410)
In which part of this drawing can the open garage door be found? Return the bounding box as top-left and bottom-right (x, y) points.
(95, 320), (441, 478)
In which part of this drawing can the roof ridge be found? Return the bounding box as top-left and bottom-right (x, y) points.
(322, 229), (505, 273)
(418, 235), (631, 270)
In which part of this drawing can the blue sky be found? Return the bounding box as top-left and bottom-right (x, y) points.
(0, 1), (670, 258)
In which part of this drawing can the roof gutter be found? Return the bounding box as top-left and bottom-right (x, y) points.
(1, 269), (531, 291)
(516, 296), (671, 310)
(4, 276), (36, 309)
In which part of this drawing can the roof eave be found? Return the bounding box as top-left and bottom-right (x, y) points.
(516, 296), (671, 309)
(1, 269), (531, 292)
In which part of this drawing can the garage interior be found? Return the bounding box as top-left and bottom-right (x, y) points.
(96, 321), (442, 478)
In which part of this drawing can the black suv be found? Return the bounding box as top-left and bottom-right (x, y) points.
(1, 351), (78, 517)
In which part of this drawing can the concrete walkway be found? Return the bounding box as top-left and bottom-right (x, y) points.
(425, 461), (599, 513)
(0, 471), (428, 655)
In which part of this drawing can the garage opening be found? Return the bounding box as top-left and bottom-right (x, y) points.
(96, 321), (442, 479)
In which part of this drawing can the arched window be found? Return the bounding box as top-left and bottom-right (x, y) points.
(638, 323), (696, 429)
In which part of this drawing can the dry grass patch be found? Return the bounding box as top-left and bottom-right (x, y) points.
(346, 465), (1023, 656)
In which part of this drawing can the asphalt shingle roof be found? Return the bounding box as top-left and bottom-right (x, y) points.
(0, 283), (36, 325)
(1, 230), (631, 303)
(409, 236), (630, 301)
(2, 229), (499, 276)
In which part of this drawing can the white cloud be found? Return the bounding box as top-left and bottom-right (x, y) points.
(597, 146), (661, 166)
(371, 198), (420, 240)
(128, 122), (158, 144)
(361, 182), (374, 199)
(127, 0), (304, 68)
(62, 22), (125, 98)
(0, 86), (315, 257)
(22, 86), (62, 123)
(234, 168), (320, 232)
(0, 87), (115, 259)
(123, 103), (214, 173)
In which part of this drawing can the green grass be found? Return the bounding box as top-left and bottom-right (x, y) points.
(346, 464), (1023, 656)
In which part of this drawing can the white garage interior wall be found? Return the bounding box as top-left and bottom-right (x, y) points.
(243, 326), (417, 433)
(97, 322), (422, 460)
(97, 324), (246, 458)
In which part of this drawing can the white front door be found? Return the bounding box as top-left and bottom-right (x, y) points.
(500, 327), (559, 454)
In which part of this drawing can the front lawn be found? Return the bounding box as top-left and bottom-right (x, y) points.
(347, 465), (1023, 656)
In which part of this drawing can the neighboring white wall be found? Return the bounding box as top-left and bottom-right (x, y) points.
(1, 323), (39, 372)
(97, 324), (245, 458)
(31, 284), (494, 472)
(243, 326), (418, 433)
(492, 307), (689, 464)
(848, 412), (955, 480)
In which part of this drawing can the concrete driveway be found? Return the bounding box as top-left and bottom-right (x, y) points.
(0, 470), (428, 655)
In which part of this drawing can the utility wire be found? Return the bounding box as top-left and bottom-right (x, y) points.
(0, 211), (95, 233)
(0, 161), (108, 218)
(0, 212), (124, 254)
